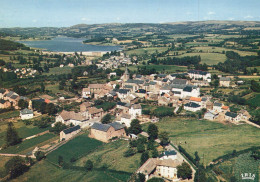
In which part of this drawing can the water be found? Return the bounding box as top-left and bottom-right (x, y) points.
(19, 36), (121, 52)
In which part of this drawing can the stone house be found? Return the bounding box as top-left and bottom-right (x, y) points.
(60, 125), (81, 141)
(80, 102), (92, 112)
(129, 104), (142, 118)
(219, 77), (231, 87)
(184, 102), (201, 112)
(89, 122), (126, 142)
(20, 108), (34, 120)
(225, 111), (241, 122)
(0, 99), (11, 109)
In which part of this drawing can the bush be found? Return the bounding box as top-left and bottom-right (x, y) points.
(124, 148), (136, 157)
(85, 160), (93, 171)
(35, 151), (45, 161)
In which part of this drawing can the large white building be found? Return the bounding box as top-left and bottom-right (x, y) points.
(188, 70), (211, 82)
(20, 108), (34, 120)
(129, 104), (142, 117)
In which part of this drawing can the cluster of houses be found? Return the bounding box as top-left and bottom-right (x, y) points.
(0, 67), (37, 78)
(96, 52), (134, 70)
(0, 89), (28, 110)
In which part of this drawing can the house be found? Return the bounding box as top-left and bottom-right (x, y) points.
(239, 110), (251, 121)
(184, 102), (201, 112)
(219, 77), (231, 87)
(171, 79), (188, 85)
(20, 108), (34, 120)
(121, 66), (130, 82)
(159, 150), (177, 160)
(0, 89), (7, 99)
(0, 99), (11, 109)
(213, 102), (223, 113)
(158, 96), (170, 106)
(188, 70), (211, 82)
(225, 112), (241, 122)
(117, 89), (130, 99)
(135, 89), (147, 98)
(189, 97), (202, 104)
(137, 158), (183, 181)
(60, 125), (81, 141)
(89, 122), (126, 142)
(221, 105), (229, 113)
(82, 88), (91, 98)
(129, 104), (142, 118)
(80, 102), (92, 112)
(119, 113), (132, 127)
(55, 110), (88, 126)
(204, 110), (219, 121)
(85, 107), (104, 119)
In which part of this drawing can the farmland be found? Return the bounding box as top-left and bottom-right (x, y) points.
(145, 117), (260, 164)
(125, 47), (169, 56)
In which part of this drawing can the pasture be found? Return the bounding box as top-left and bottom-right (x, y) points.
(125, 47), (169, 56)
(147, 117), (260, 164)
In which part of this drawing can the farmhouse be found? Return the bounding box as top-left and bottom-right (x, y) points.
(129, 104), (142, 117)
(55, 110), (88, 126)
(225, 111), (241, 122)
(0, 99), (11, 109)
(137, 158), (182, 181)
(89, 122), (126, 142)
(158, 150), (177, 160)
(80, 102), (92, 112)
(204, 110), (219, 121)
(184, 102), (201, 112)
(20, 108), (34, 120)
(119, 113), (132, 127)
(188, 70), (211, 82)
(60, 125), (81, 141)
(213, 102), (223, 113)
(219, 77), (231, 87)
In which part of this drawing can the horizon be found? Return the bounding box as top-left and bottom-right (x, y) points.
(1, 0), (260, 28)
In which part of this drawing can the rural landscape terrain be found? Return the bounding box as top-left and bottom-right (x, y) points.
(0, 20), (259, 182)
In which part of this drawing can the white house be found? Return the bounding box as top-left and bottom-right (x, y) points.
(54, 110), (88, 127)
(188, 70), (211, 82)
(117, 89), (130, 100)
(225, 112), (241, 122)
(184, 102), (202, 112)
(204, 110), (218, 121)
(20, 108), (34, 120)
(119, 113), (132, 127)
(219, 77), (231, 87)
(60, 125), (81, 141)
(82, 88), (91, 98)
(159, 150), (178, 160)
(129, 104), (142, 118)
(213, 102), (223, 113)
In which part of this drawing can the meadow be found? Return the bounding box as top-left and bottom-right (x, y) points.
(125, 47), (169, 56)
(124, 64), (187, 73)
(145, 117), (260, 164)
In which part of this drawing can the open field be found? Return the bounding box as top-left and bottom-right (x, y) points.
(46, 133), (103, 164)
(0, 110), (19, 120)
(177, 52), (226, 65)
(125, 47), (169, 56)
(1, 133), (56, 154)
(124, 64), (187, 73)
(76, 139), (142, 173)
(145, 117), (260, 164)
(11, 160), (130, 182)
(0, 156), (12, 178)
(248, 94), (260, 107)
(43, 66), (72, 76)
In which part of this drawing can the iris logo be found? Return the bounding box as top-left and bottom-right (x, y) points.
(241, 173), (255, 180)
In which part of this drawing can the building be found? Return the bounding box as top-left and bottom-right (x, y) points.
(204, 110), (219, 121)
(119, 113), (132, 127)
(20, 108), (34, 120)
(80, 102), (92, 112)
(213, 102), (223, 113)
(121, 66), (130, 82)
(159, 150), (178, 160)
(82, 88), (91, 98)
(184, 102), (201, 112)
(60, 125), (81, 141)
(85, 107), (104, 119)
(55, 110), (88, 126)
(89, 122), (126, 142)
(219, 77), (231, 87)
(129, 104), (142, 118)
(0, 99), (11, 109)
(188, 70), (211, 82)
(137, 158), (183, 181)
(225, 112), (241, 122)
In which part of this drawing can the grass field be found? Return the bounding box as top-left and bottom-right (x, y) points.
(1, 133), (56, 154)
(146, 117), (260, 164)
(247, 94), (260, 107)
(125, 47), (169, 56)
(125, 64), (187, 73)
(177, 52), (226, 65)
(11, 160), (131, 182)
(43, 66), (72, 76)
(0, 156), (12, 178)
(76, 139), (141, 173)
(0, 110), (19, 120)
(46, 133), (103, 164)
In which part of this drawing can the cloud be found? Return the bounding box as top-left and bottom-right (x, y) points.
(208, 11), (215, 15)
(81, 17), (89, 21)
(32, 19), (37, 23)
(244, 15), (253, 19)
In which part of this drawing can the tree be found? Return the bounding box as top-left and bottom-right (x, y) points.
(251, 80), (260, 92)
(85, 160), (93, 171)
(45, 103), (57, 115)
(147, 177), (164, 182)
(101, 114), (112, 124)
(140, 151), (149, 165)
(158, 131), (169, 146)
(194, 165), (207, 182)
(128, 119), (142, 135)
(147, 124), (158, 140)
(50, 122), (67, 135)
(58, 156), (63, 166)
(40, 83), (45, 93)
(18, 99), (28, 109)
(6, 122), (22, 146)
(195, 151), (200, 164)
(152, 148), (159, 158)
(35, 151), (45, 161)
(177, 162), (192, 180)
(124, 148), (136, 157)
(137, 173), (146, 182)
(137, 143), (145, 153)
(5, 156), (29, 179)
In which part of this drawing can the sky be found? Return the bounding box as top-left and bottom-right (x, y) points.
(0, 0), (260, 27)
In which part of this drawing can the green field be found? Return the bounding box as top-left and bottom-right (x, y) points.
(0, 156), (12, 178)
(125, 64), (187, 73)
(46, 133), (103, 164)
(0, 110), (19, 119)
(125, 47), (169, 56)
(11, 160), (131, 182)
(146, 117), (260, 164)
(43, 66), (72, 76)
(247, 94), (260, 107)
(1, 133), (56, 154)
(177, 52), (226, 65)
(76, 139), (141, 173)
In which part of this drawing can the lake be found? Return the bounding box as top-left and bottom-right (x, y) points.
(19, 36), (121, 52)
